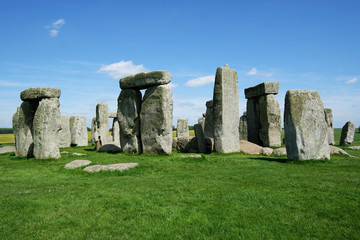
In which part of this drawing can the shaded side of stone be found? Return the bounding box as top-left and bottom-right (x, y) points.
(120, 71), (172, 90)
(204, 100), (214, 138)
(111, 118), (121, 147)
(246, 98), (260, 145)
(20, 87), (61, 101)
(244, 81), (279, 99)
(194, 123), (206, 153)
(239, 112), (247, 140)
(59, 114), (71, 148)
(324, 108), (335, 145)
(91, 117), (98, 145)
(70, 116), (88, 146)
(340, 121), (355, 146)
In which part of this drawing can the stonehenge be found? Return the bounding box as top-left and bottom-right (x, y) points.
(340, 121), (355, 146)
(69, 116), (88, 147)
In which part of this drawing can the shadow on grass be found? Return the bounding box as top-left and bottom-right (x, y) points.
(248, 156), (332, 164)
(84, 148), (96, 152)
(248, 156), (288, 163)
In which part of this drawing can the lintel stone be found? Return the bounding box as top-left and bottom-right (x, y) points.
(120, 70), (171, 90)
(20, 87), (61, 101)
(244, 81), (279, 99)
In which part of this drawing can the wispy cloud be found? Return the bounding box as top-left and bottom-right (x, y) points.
(52, 19), (65, 29)
(0, 80), (24, 87)
(346, 77), (358, 84)
(49, 30), (59, 37)
(185, 75), (215, 87)
(246, 67), (273, 77)
(168, 83), (178, 89)
(47, 18), (65, 37)
(246, 68), (258, 75)
(97, 60), (147, 79)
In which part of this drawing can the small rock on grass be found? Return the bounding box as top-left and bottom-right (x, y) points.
(83, 163), (138, 173)
(65, 160), (92, 169)
(348, 146), (360, 150)
(179, 154), (202, 158)
(72, 153), (86, 156)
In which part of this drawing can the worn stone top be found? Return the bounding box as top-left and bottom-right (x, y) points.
(206, 100), (213, 108)
(20, 87), (61, 101)
(244, 81), (279, 99)
(108, 112), (117, 118)
(120, 70), (172, 90)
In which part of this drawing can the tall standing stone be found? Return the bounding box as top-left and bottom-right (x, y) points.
(33, 98), (61, 159)
(111, 118), (121, 147)
(259, 95), (281, 147)
(284, 90), (330, 160)
(117, 89), (142, 153)
(340, 121), (355, 146)
(59, 114), (71, 148)
(198, 117), (205, 132)
(324, 108), (335, 145)
(140, 85), (173, 154)
(96, 102), (110, 145)
(70, 116), (88, 146)
(91, 117), (98, 145)
(239, 112), (247, 140)
(246, 98), (260, 144)
(204, 100), (214, 138)
(194, 123), (206, 153)
(176, 118), (189, 138)
(213, 64), (240, 153)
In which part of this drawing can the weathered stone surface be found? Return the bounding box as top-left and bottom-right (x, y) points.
(239, 140), (262, 155)
(340, 121), (355, 146)
(172, 137), (192, 152)
(213, 65), (240, 153)
(198, 117), (205, 131)
(65, 160), (92, 169)
(204, 100), (214, 138)
(91, 117), (98, 145)
(70, 116), (88, 146)
(176, 118), (189, 138)
(120, 71), (172, 90)
(33, 98), (61, 159)
(108, 112), (117, 118)
(284, 90), (330, 160)
(20, 87), (61, 101)
(260, 147), (274, 156)
(96, 102), (111, 145)
(239, 112), (247, 140)
(324, 108), (335, 145)
(59, 114), (71, 148)
(273, 147), (287, 156)
(244, 81), (279, 99)
(259, 94), (281, 147)
(330, 146), (350, 155)
(98, 144), (122, 153)
(83, 163), (138, 172)
(111, 118), (120, 146)
(246, 98), (260, 145)
(140, 85), (173, 155)
(194, 123), (206, 153)
(12, 101), (38, 157)
(117, 89), (142, 153)
(348, 146), (360, 150)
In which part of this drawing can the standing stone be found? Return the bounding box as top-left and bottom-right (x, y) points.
(91, 117), (98, 145)
(246, 98), (260, 145)
(194, 124), (206, 153)
(198, 117), (205, 132)
(59, 114), (71, 148)
(340, 121), (355, 146)
(117, 89), (142, 153)
(96, 102), (111, 145)
(204, 100), (214, 138)
(324, 108), (335, 145)
(12, 101), (38, 157)
(239, 112), (247, 140)
(140, 85), (173, 154)
(284, 90), (330, 160)
(33, 98), (61, 159)
(70, 116), (88, 146)
(259, 95), (281, 147)
(111, 118), (121, 147)
(213, 65), (240, 153)
(176, 118), (189, 138)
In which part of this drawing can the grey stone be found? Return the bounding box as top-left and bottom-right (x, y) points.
(184, 137), (198, 153)
(340, 121), (355, 146)
(96, 102), (111, 145)
(141, 85), (173, 155)
(239, 140), (262, 155)
(204, 100), (214, 138)
(91, 117), (98, 145)
(172, 137), (192, 152)
(239, 112), (247, 140)
(330, 146), (350, 155)
(70, 116), (88, 146)
(108, 112), (117, 118)
(259, 94), (281, 147)
(284, 90), (330, 160)
(273, 147), (287, 156)
(194, 123), (206, 153)
(65, 160), (92, 169)
(198, 117), (205, 131)
(0, 146), (16, 154)
(246, 98), (260, 145)
(117, 89), (142, 153)
(98, 144), (122, 153)
(205, 137), (214, 153)
(213, 65), (240, 153)
(260, 147), (274, 156)
(33, 98), (61, 159)
(176, 118), (189, 138)
(83, 163), (138, 172)
(120, 70), (172, 90)
(20, 87), (61, 101)
(244, 81), (279, 99)
(348, 146), (360, 150)
(111, 118), (120, 146)
(59, 114), (71, 148)
(12, 101), (38, 157)
(324, 108), (335, 145)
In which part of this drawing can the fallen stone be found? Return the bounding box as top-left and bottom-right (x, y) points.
(20, 87), (61, 101)
(273, 147), (287, 156)
(244, 81), (279, 99)
(348, 146), (360, 150)
(120, 70), (172, 90)
(239, 140), (262, 155)
(340, 121), (355, 146)
(176, 118), (189, 138)
(172, 137), (192, 152)
(260, 147), (274, 156)
(98, 144), (122, 153)
(330, 146), (350, 155)
(65, 160), (92, 169)
(83, 163), (138, 172)
(179, 154), (202, 158)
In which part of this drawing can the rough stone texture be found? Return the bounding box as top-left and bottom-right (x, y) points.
(204, 100), (214, 138)
(324, 108), (335, 145)
(117, 89), (142, 153)
(194, 123), (206, 153)
(259, 94), (281, 147)
(12, 101), (38, 157)
(91, 117), (98, 145)
(273, 147), (287, 156)
(260, 147), (274, 156)
(65, 160), (92, 169)
(111, 118), (120, 146)
(96, 102), (111, 145)
(98, 144), (122, 153)
(244, 81), (279, 99)
(108, 112), (117, 118)
(172, 137), (192, 152)
(348, 146), (360, 150)
(120, 71), (172, 90)
(239, 112), (247, 140)
(213, 65), (240, 153)
(140, 85), (173, 155)
(246, 98), (260, 145)
(20, 87), (61, 101)
(33, 98), (61, 159)
(205, 137), (214, 153)
(198, 117), (205, 131)
(340, 121), (355, 146)
(284, 90), (330, 160)
(59, 114), (71, 148)
(70, 116), (88, 146)
(330, 146), (350, 155)
(83, 163), (138, 172)
(176, 118), (189, 138)
(239, 140), (262, 155)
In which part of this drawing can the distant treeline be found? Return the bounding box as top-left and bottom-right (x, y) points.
(0, 128), (13, 134)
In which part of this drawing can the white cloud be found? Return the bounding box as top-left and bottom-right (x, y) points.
(346, 77), (358, 84)
(246, 67), (273, 77)
(97, 60), (147, 79)
(168, 83), (178, 89)
(49, 30), (59, 37)
(52, 19), (65, 29)
(246, 68), (258, 75)
(185, 75), (215, 87)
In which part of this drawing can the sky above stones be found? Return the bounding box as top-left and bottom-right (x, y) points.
(0, 0), (359, 128)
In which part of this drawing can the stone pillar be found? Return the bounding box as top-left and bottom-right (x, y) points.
(239, 111), (247, 140)
(204, 100), (214, 138)
(194, 123), (206, 153)
(213, 64), (240, 153)
(111, 118), (121, 147)
(340, 121), (355, 146)
(96, 102), (110, 145)
(70, 116), (88, 146)
(284, 90), (330, 160)
(176, 118), (189, 138)
(324, 108), (335, 145)
(59, 114), (71, 148)
(91, 117), (98, 145)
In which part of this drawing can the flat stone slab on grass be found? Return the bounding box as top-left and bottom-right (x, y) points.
(20, 87), (61, 101)
(240, 140), (263, 155)
(179, 154), (202, 158)
(120, 71), (171, 90)
(65, 160), (92, 169)
(273, 147), (287, 156)
(348, 146), (360, 150)
(0, 146), (16, 154)
(83, 163), (138, 172)
(72, 152), (86, 156)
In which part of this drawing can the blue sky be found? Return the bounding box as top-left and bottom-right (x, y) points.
(0, 0), (359, 128)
